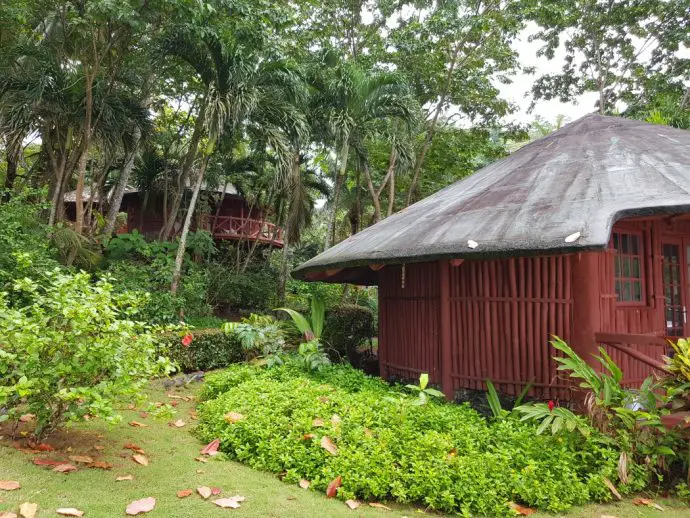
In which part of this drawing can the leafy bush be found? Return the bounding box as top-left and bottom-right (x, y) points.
(196, 362), (643, 515)
(223, 314), (287, 366)
(322, 305), (374, 361)
(0, 270), (174, 437)
(207, 264), (278, 311)
(160, 329), (246, 372)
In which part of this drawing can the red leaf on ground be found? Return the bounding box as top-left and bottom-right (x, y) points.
(200, 439), (220, 456)
(302, 434), (315, 440)
(197, 487), (212, 499)
(33, 458), (67, 467)
(35, 443), (54, 452)
(123, 443), (145, 454)
(211, 487), (222, 495)
(176, 489), (193, 498)
(53, 464), (78, 473)
(299, 480), (310, 489)
(182, 334), (193, 347)
(138, 411), (149, 419)
(18, 414), (35, 423)
(509, 502), (536, 516)
(125, 497), (156, 515)
(0, 481), (20, 491)
(326, 476), (342, 498)
(320, 436), (338, 455)
(56, 509), (85, 517)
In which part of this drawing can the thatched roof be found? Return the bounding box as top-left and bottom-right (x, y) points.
(294, 114), (690, 284)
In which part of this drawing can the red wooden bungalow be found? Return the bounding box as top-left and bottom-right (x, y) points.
(64, 183), (284, 247)
(294, 115), (690, 401)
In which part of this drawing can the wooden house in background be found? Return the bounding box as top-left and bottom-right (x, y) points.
(64, 183), (284, 247)
(295, 115), (690, 401)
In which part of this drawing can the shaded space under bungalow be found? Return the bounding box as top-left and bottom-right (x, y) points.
(294, 114), (690, 401)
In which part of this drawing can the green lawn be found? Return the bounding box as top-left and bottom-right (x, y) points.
(1, 381), (689, 518)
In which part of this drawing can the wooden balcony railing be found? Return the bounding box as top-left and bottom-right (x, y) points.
(200, 215), (284, 246)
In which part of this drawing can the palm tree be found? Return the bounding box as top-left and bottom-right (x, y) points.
(308, 55), (418, 248)
(161, 25), (308, 293)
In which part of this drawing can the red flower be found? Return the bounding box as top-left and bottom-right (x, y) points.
(547, 400), (555, 412)
(181, 334), (193, 347)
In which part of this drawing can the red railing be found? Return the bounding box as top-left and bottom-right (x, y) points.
(201, 215), (284, 246)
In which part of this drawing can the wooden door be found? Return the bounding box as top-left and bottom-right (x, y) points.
(662, 241), (686, 336)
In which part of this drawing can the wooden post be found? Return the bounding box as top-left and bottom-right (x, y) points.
(570, 252), (601, 368)
(439, 260), (453, 399)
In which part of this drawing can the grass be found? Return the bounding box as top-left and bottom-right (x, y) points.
(1, 380), (689, 518)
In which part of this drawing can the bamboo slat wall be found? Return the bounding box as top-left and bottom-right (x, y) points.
(377, 217), (679, 402)
(379, 263), (441, 383)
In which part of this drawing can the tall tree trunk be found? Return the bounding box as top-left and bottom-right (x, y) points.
(103, 126), (141, 239)
(278, 230), (290, 305)
(171, 157), (208, 294)
(74, 71), (95, 236)
(362, 160), (381, 223)
(160, 97), (207, 241)
(387, 156), (396, 217)
(406, 42), (462, 206)
(325, 139), (349, 249)
(2, 153), (18, 202)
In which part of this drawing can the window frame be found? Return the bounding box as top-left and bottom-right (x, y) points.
(610, 229), (647, 307)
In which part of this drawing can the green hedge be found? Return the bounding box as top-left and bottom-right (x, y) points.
(322, 305), (374, 362)
(196, 363), (646, 516)
(160, 329), (246, 372)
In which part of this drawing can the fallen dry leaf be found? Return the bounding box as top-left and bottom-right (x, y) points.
(94, 445), (105, 451)
(363, 428), (373, 437)
(116, 475), (134, 481)
(345, 499), (360, 510)
(69, 455), (93, 464)
(603, 478), (622, 500)
(123, 443), (145, 454)
(189, 410), (198, 420)
(195, 469), (204, 474)
(35, 443), (54, 452)
(194, 457), (208, 463)
(170, 420), (186, 428)
(326, 476), (342, 498)
(33, 458), (66, 467)
(19, 414), (35, 423)
(167, 394), (185, 400)
(509, 502), (536, 516)
(331, 414), (342, 425)
(197, 486), (212, 499)
(213, 496), (245, 509)
(0, 513), (17, 518)
(600, 515), (619, 518)
(299, 479), (310, 489)
(56, 509), (85, 517)
(320, 436), (338, 455)
(18, 502), (37, 518)
(138, 411), (149, 419)
(211, 487), (222, 495)
(128, 421), (148, 428)
(132, 454), (148, 466)
(125, 497), (156, 515)
(369, 503), (392, 510)
(89, 461), (113, 470)
(312, 418), (325, 427)
(302, 434), (315, 440)
(177, 489), (193, 498)
(223, 412), (244, 424)
(53, 464), (78, 473)
(200, 439), (220, 456)
(318, 396), (329, 403)
(632, 498), (664, 511)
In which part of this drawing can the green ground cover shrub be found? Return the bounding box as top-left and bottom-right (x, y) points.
(160, 329), (246, 372)
(196, 363), (644, 516)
